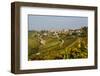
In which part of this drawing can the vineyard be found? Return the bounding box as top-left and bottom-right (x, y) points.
(28, 27), (88, 60)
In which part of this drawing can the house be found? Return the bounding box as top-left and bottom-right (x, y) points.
(68, 29), (82, 35)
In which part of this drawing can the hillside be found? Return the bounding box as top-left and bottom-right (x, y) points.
(28, 27), (88, 60)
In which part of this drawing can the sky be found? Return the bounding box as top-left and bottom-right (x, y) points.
(28, 15), (88, 31)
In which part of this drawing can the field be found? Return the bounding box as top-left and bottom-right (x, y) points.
(28, 27), (88, 60)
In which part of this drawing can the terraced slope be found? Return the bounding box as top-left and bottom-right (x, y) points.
(28, 31), (88, 60)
